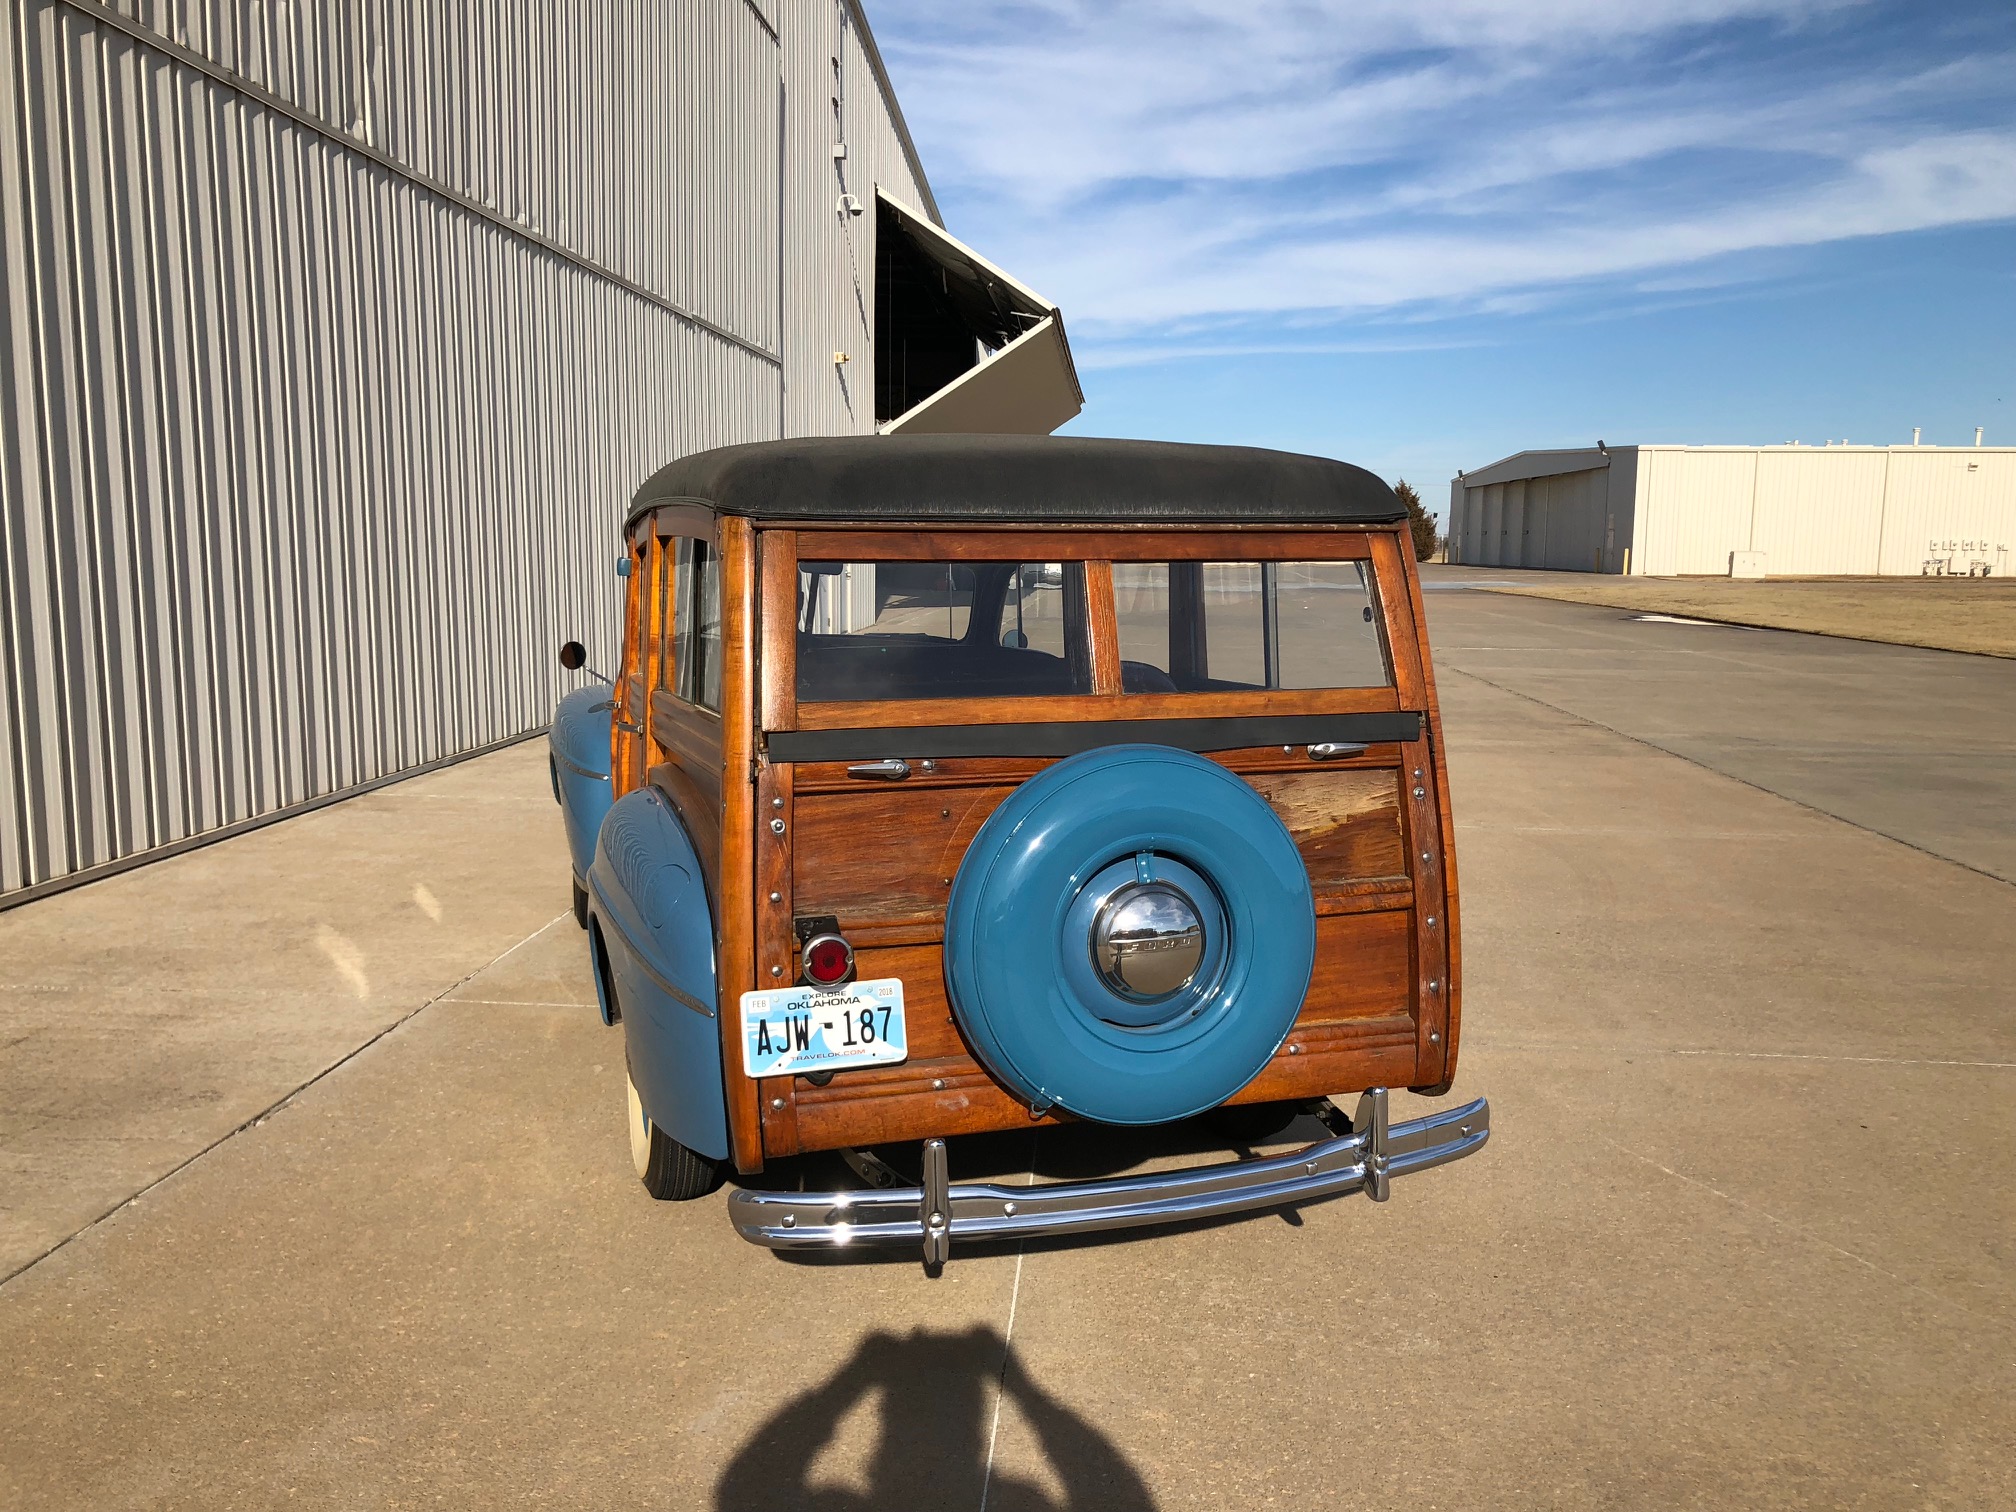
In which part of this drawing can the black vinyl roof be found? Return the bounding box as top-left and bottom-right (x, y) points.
(628, 434), (1405, 527)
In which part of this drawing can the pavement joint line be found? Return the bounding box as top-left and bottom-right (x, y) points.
(978, 1130), (1041, 1512)
(1442, 664), (2016, 891)
(1563, 1101), (2015, 1336)
(1473, 1042), (2016, 1070)
(443, 997), (594, 1009)
(0, 911), (569, 1292)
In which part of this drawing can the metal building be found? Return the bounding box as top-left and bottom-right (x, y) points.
(1449, 442), (2015, 578)
(1, 0), (1082, 905)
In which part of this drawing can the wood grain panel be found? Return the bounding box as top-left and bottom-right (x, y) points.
(1246, 768), (1406, 889)
(772, 907), (1420, 1157)
(715, 516), (765, 1173)
(794, 764), (1408, 939)
(793, 787), (1016, 928)
(789, 683), (1401, 733)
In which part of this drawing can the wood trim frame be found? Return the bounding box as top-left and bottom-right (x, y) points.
(1367, 532), (1456, 1092)
(792, 684), (1401, 733)
(716, 515), (765, 1172)
(1084, 560), (1122, 693)
(1385, 533), (1463, 1094)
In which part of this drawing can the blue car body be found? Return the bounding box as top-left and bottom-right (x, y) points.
(548, 684), (614, 890)
(587, 786), (730, 1160)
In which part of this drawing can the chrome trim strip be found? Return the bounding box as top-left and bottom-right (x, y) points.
(588, 879), (717, 1018)
(729, 1093), (1488, 1258)
(553, 750), (611, 781)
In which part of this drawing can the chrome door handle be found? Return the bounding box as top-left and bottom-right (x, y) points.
(1307, 742), (1367, 760)
(847, 759), (911, 780)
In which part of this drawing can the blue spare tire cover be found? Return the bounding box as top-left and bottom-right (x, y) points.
(943, 744), (1316, 1125)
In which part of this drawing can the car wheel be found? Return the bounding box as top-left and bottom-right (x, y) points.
(628, 1068), (721, 1201)
(572, 877), (589, 929)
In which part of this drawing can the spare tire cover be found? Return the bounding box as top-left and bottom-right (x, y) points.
(944, 744), (1316, 1125)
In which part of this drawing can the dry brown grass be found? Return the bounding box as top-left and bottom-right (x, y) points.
(1486, 575), (2016, 658)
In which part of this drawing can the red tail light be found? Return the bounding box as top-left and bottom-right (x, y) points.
(802, 933), (854, 987)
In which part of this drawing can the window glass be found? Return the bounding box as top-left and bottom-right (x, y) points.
(797, 560), (1090, 702)
(1111, 560), (1390, 692)
(672, 538), (722, 711)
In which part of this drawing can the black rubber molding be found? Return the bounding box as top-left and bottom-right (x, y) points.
(766, 711), (1422, 763)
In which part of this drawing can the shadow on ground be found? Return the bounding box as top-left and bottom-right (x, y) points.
(715, 1325), (1156, 1511)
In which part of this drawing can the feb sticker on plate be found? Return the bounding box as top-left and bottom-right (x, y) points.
(739, 979), (908, 1079)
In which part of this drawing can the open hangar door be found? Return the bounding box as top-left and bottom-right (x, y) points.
(874, 191), (1083, 435)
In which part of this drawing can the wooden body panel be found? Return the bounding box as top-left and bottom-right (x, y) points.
(788, 912), (1420, 1152)
(616, 511), (1461, 1172)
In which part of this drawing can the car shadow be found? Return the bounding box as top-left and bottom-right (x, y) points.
(714, 1325), (1156, 1512)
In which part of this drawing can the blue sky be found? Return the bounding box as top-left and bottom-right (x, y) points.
(868, 0), (2016, 508)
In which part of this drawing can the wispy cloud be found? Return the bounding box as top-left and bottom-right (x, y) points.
(871, 1), (2016, 344)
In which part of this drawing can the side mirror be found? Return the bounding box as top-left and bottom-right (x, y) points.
(559, 641), (587, 671)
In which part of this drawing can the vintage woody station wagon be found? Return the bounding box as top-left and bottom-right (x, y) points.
(549, 434), (1488, 1268)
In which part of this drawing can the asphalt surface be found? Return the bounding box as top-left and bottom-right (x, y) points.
(2, 584), (2012, 1509)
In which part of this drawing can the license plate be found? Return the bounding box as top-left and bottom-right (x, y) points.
(738, 978), (908, 1079)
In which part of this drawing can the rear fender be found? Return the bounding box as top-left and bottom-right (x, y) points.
(589, 786), (729, 1161)
(550, 685), (615, 883)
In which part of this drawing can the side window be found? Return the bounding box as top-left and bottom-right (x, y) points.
(661, 538), (721, 713)
(649, 536), (677, 693)
(677, 540), (725, 717)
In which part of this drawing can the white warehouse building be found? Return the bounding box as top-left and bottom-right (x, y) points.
(1448, 443), (2015, 578)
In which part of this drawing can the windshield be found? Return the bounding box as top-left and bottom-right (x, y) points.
(797, 560), (1093, 702)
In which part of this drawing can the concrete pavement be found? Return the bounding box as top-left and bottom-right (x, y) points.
(2, 595), (2012, 1509)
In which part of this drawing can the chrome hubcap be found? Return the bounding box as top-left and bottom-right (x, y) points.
(1091, 882), (1205, 1000)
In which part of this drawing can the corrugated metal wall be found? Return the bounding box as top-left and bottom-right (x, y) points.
(0, 0), (938, 900)
(1451, 467), (1612, 570)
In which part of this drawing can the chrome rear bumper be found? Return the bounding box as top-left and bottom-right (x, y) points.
(727, 1088), (1489, 1266)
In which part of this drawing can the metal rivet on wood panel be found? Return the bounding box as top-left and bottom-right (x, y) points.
(772, 796), (783, 809)
(770, 818), (786, 834)
(769, 891), (782, 903)
(771, 1097), (785, 1110)
(931, 1078), (945, 1090)
(1413, 786), (1426, 798)
(1430, 1031), (1441, 1044)
(770, 965), (783, 978)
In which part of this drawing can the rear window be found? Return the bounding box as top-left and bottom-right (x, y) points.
(1112, 561), (1391, 691)
(797, 560), (1093, 702)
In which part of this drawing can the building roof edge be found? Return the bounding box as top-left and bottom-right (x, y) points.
(846, 1), (943, 226)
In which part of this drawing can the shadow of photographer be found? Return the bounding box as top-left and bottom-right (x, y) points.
(715, 1325), (1156, 1512)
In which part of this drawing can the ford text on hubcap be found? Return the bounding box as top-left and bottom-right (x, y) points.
(1092, 882), (1205, 999)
